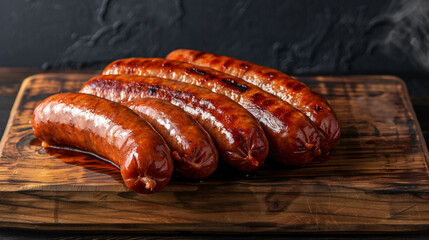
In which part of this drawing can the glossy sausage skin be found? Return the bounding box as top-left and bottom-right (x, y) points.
(32, 93), (173, 194)
(167, 49), (340, 156)
(103, 59), (321, 166)
(123, 98), (218, 179)
(80, 75), (269, 172)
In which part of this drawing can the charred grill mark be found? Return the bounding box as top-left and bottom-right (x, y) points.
(210, 59), (220, 66)
(186, 68), (217, 82)
(249, 94), (274, 111)
(161, 62), (172, 67)
(314, 105), (323, 111)
(240, 63), (250, 70)
(123, 81), (168, 100)
(285, 81), (306, 92)
(260, 100), (277, 110)
(169, 88), (195, 102)
(186, 68), (208, 76)
(193, 51), (205, 60)
(127, 59), (142, 67)
(250, 93), (264, 104)
(134, 81), (195, 104)
(111, 60), (122, 69)
(264, 72), (277, 79)
(149, 86), (159, 96)
(221, 78), (248, 93)
(222, 59), (233, 70)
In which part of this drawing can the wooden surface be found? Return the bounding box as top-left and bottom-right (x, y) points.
(0, 73), (429, 235)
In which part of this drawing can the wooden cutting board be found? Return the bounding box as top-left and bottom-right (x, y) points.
(0, 73), (428, 234)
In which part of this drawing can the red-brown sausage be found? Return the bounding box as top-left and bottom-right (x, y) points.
(32, 93), (173, 194)
(80, 75), (268, 172)
(167, 49), (340, 156)
(122, 98), (218, 179)
(103, 59), (321, 166)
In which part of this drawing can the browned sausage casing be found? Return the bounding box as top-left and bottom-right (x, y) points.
(32, 93), (173, 194)
(122, 98), (218, 179)
(103, 59), (321, 166)
(167, 49), (340, 156)
(80, 75), (269, 172)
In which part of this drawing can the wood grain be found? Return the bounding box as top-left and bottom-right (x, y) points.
(0, 73), (428, 234)
(0, 68), (100, 138)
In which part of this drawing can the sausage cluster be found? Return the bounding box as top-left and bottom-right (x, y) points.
(32, 49), (340, 194)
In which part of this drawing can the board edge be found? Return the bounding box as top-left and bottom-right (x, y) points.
(0, 76), (35, 157)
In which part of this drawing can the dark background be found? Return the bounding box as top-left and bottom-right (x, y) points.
(1, 0), (428, 78)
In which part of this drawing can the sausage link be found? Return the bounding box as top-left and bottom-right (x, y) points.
(122, 98), (218, 179)
(80, 75), (268, 172)
(32, 93), (173, 194)
(103, 59), (321, 166)
(167, 49), (340, 156)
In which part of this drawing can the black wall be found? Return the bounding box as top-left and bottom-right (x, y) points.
(1, 0), (429, 90)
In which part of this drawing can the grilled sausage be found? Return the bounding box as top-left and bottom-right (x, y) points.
(167, 49), (340, 156)
(122, 98), (218, 179)
(103, 59), (321, 166)
(80, 75), (268, 172)
(32, 93), (173, 194)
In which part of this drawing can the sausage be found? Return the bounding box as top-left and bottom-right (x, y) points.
(32, 93), (173, 194)
(80, 75), (269, 172)
(122, 98), (218, 179)
(103, 59), (321, 166)
(167, 49), (340, 156)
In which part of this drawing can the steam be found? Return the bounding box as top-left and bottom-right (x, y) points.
(371, 0), (429, 70)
